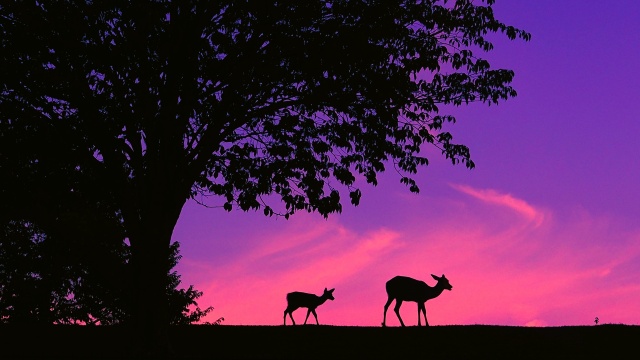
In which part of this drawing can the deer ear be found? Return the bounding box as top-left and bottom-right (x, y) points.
(431, 274), (440, 280)
(329, 288), (335, 293)
(324, 287), (328, 292)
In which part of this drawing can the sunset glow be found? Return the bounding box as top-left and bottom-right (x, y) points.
(173, 1), (640, 327)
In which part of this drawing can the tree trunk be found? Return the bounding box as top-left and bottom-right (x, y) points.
(129, 231), (171, 357)
(127, 197), (186, 358)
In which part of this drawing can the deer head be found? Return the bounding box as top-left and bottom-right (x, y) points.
(431, 274), (453, 291)
(323, 287), (335, 301)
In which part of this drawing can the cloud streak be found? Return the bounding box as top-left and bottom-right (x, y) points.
(179, 218), (402, 325)
(450, 183), (546, 228)
(176, 184), (640, 327)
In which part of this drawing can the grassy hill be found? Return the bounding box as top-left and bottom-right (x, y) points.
(1, 324), (637, 359)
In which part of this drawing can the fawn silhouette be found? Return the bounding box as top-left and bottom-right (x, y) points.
(382, 274), (452, 327)
(283, 287), (335, 325)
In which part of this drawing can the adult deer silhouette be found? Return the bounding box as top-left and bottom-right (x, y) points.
(382, 274), (452, 327)
(283, 287), (335, 325)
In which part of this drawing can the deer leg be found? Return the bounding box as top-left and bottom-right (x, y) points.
(420, 303), (429, 326)
(417, 303), (422, 326)
(285, 307), (297, 325)
(382, 296), (393, 327)
(303, 309), (312, 325)
(311, 309), (319, 325)
(394, 300), (405, 327)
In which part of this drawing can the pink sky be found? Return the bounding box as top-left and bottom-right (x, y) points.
(173, 1), (640, 326)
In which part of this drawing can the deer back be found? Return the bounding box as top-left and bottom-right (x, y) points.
(286, 291), (321, 308)
(386, 276), (435, 302)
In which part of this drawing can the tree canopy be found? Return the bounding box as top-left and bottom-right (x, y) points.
(0, 0), (529, 351)
(1, 0), (530, 218)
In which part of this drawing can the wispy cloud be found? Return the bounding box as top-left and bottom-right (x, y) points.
(450, 183), (546, 228)
(177, 185), (640, 327)
(180, 219), (402, 325)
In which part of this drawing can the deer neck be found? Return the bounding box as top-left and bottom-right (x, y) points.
(426, 284), (446, 300)
(316, 296), (329, 306)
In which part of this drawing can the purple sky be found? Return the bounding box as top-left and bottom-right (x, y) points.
(173, 1), (640, 326)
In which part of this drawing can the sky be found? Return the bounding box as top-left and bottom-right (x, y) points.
(173, 1), (640, 327)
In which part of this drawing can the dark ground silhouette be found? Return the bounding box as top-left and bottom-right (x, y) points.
(0, 324), (637, 359)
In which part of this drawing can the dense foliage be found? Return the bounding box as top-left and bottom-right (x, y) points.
(0, 221), (213, 325)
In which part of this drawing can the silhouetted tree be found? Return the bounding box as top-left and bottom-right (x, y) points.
(0, 0), (529, 350)
(165, 241), (215, 326)
(0, 220), (213, 325)
(0, 221), (61, 324)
